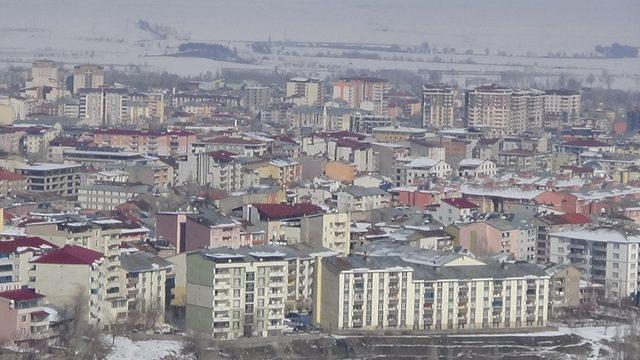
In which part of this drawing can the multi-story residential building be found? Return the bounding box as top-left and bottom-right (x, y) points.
(72, 64), (104, 94)
(186, 249), (288, 339)
(195, 137), (268, 157)
(79, 88), (129, 127)
(465, 84), (512, 134)
(27, 60), (60, 89)
(326, 137), (374, 172)
(0, 237), (58, 290)
(0, 288), (54, 344)
(92, 129), (196, 156)
(243, 86), (272, 110)
(543, 264), (581, 317)
(299, 212), (350, 255)
(120, 251), (173, 325)
(466, 85), (545, 134)
(350, 112), (393, 134)
(29, 245), (111, 326)
(372, 126), (426, 142)
(535, 213), (592, 263)
(16, 163), (82, 196)
(394, 157), (452, 186)
(289, 106), (353, 131)
(543, 89), (581, 127)
(0, 169), (27, 196)
(77, 182), (154, 211)
(422, 85), (456, 129)
(257, 159), (300, 186)
(315, 247), (549, 332)
(454, 214), (538, 261)
(177, 151), (245, 191)
(285, 77), (324, 106)
(126, 162), (174, 188)
(457, 159), (497, 178)
(244, 203), (324, 242)
(549, 228), (640, 299)
(155, 210), (245, 252)
(333, 76), (388, 115)
(433, 198), (479, 226)
(336, 186), (390, 212)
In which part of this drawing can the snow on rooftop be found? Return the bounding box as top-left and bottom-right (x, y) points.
(92, 219), (122, 225)
(550, 229), (640, 244)
(249, 251), (286, 258)
(461, 184), (543, 200)
(18, 163), (81, 171)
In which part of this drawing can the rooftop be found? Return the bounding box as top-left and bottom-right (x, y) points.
(0, 288), (44, 302)
(251, 203), (324, 220)
(441, 198), (479, 209)
(31, 245), (103, 265)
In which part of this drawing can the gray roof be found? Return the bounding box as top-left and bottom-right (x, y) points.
(325, 254), (548, 281)
(196, 243), (336, 263)
(121, 251), (173, 273)
(343, 186), (388, 197)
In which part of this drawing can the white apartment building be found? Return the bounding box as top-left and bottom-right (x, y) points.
(544, 89), (581, 127)
(286, 77), (324, 106)
(177, 151), (245, 191)
(315, 250), (549, 332)
(77, 182), (153, 211)
(300, 212), (351, 256)
(395, 157), (452, 186)
(549, 228), (640, 299)
(457, 158), (497, 178)
(186, 250), (288, 339)
(73, 64), (105, 94)
(336, 186), (390, 212)
(422, 85), (456, 129)
(79, 88), (129, 127)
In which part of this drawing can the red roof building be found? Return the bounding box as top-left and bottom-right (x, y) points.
(0, 170), (25, 181)
(251, 203), (324, 220)
(0, 288), (44, 302)
(31, 245), (103, 265)
(441, 198), (479, 209)
(0, 236), (58, 254)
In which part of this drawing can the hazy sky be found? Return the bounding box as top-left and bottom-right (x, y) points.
(1, 0), (638, 54)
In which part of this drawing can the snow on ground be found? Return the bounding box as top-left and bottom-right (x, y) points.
(107, 336), (185, 360)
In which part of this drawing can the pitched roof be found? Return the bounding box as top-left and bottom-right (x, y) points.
(0, 236), (58, 254)
(31, 245), (103, 265)
(0, 288), (44, 302)
(562, 139), (610, 147)
(252, 203), (323, 220)
(441, 198), (479, 209)
(120, 251), (173, 273)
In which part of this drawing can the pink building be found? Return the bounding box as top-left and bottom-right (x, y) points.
(534, 191), (579, 214)
(156, 211), (244, 252)
(0, 288), (52, 345)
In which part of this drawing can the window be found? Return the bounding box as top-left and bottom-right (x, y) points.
(613, 253), (620, 259)
(613, 263), (619, 269)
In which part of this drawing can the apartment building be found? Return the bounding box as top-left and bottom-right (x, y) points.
(457, 159), (497, 178)
(16, 163), (82, 196)
(549, 228), (640, 299)
(62, 148), (149, 169)
(257, 159), (300, 186)
(315, 249), (549, 332)
(0, 169), (27, 196)
(29, 245), (111, 326)
(0, 237), (58, 290)
(79, 88), (128, 127)
(422, 85), (456, 129)
(77, 182), (154, 211)
(186, 250), (288, 339)
(244, 203), (324, 242)
(120, 251), (173, 326)
(433, 198), (479, 226)
(535, 213), (592, 263)
(372, 126), (426, 142)
(336, 186), (390, 212)
(177, 151), (245, 191)
(286, 77), (324, 106)
(394, 157), (452, 186)
(196, 137), (268, 157)
(0, 288), (54, 344)
(350, 112), (393, 134)
(299, 212), (350, 255)
(243, 86), (272, 110)
(72, 64), (104, 94)
(27, 60), (59, 88)
(333, 76), (388, 115)
(465, 85), (545, 134)
(92, 129), (196, 156)
(289, 106), (353, 131)
(544, 89), (581, 127)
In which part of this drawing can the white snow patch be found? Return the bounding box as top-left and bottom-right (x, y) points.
(107, 336), (185, 360)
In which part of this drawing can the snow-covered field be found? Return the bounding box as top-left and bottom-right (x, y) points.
(2, 0), (638, 89)
(107, 336), (186, 360)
